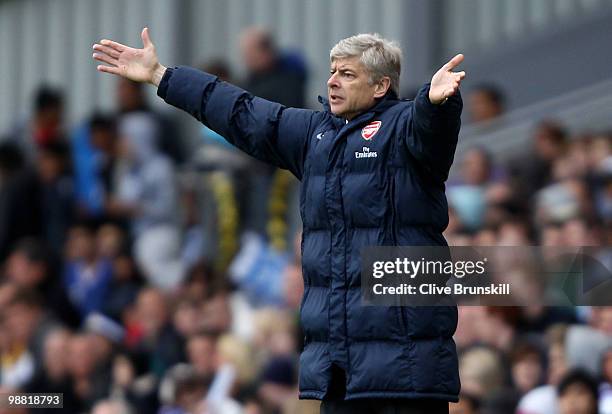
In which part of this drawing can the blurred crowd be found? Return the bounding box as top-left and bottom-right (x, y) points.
(0, 27), (610, 414)
(446, 87), (612, 414)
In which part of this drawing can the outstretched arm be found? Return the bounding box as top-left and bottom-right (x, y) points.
(93, 29), (317, 179)
(406, 54), (466, 183)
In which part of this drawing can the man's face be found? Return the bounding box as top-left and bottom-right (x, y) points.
(91, 127), (116, 154)
(461, 149), (490, 185)
(468, 90), (501, 123)
(559, 383), (597, 414)
(327, 57), (386, 120)
(187, 336), (217, 376)
(6, 252), (45, 288)
(240, 33), (274, 74)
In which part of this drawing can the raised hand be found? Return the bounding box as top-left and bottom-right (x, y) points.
(93, 27), (167, 86)
(429, 54), (466, 105)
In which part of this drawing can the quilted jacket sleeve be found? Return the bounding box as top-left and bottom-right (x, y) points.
(405, 82), (462, 183)
(157, 66), (319, 180)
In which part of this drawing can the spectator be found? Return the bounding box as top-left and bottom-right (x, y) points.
(565, 311), (612, 376)
(84, 312), (125, 362)
(467, 83), (505, 123)
(516, 324), (571, 414)
(557, 369), (599, 414)
(1, 139), (75, 256)
(186, 332), (219, 379)
(458, 346), (506, 398)
(0, 307), (35, 389)
(97, 224), (142, 321)
(508, 120), (568, 201)
(2, 289), (61, 375)
(35, 140), (75, 250)
(0, 144), (43, 260)
(239, 27), (307, 108)
(600, 348), (612, 414)
(238, 27), (307, 236)
(593, 167), (612, 223)
(110, 113), (185, 290)
(67, 334), (111, 412)
(510, 341), (546, 395)
(158, 363), (242, 414)
(108, 353), (159, 413)
(257, 355), (297, 413)
(25, 328), (80, 413)
(447, 147), (498, 231)
(216, 334), (258, 394)
(73, 113), (120, 219)
(110, 113), (177, 236)
(6, 85), (65, 164)
(126, 288), (185, 378)
(4, 238), (78, 327)
(62, 223), (114, 320)
(535, 180), (594, 226)
(116, 78), (186, 164)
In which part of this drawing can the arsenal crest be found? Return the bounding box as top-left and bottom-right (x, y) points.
(361, 121), (381, 140)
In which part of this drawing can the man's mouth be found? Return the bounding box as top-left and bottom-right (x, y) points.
(329, 94), (343, 104)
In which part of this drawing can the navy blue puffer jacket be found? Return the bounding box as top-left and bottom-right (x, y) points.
(157, 66), (462, 402)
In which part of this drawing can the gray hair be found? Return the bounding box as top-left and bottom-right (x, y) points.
(330, 33), (402, 96)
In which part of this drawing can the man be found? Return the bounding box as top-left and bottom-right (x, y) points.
(93, 28), (465, 414)
(467, 83), (505, 123)
(557, 370), (599, 414)
(116, 77), (186, 164)
(6, 86), (66, 164)
(239, 26), (307, 108)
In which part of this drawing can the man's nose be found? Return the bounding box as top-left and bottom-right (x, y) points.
(327, 74), (339, 89)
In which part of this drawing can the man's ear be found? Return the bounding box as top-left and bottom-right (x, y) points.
(373, 77), (391, 98)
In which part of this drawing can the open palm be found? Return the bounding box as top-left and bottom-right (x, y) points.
(429, 54), (466, 104)
(93, 27), (162, 84)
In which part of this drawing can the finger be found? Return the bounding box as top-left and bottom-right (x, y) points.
(443, 53), (464, 70)
(141, 27), (152, 48)
(97, 64), (122, 76)
(93, 44), (120, 59)
(456, 71), (466, 80)
(93, 52), (119, 67)
(99, 38), (126, 52)
(447, 83), (460, 96)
